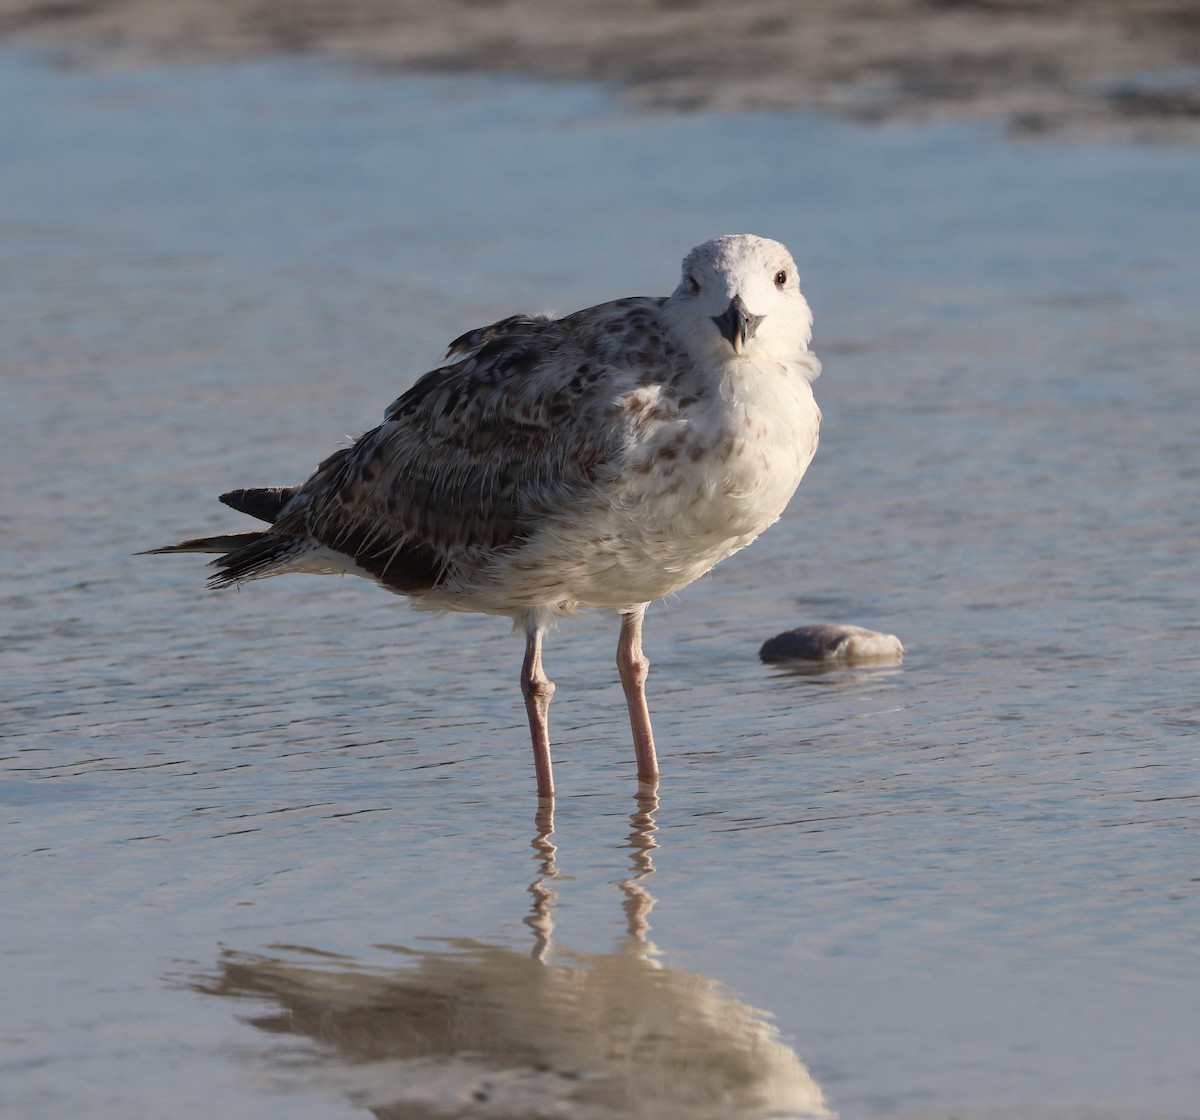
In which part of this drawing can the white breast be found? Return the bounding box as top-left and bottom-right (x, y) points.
(428, 354), (820, 616)
(552, 358), (819, 608)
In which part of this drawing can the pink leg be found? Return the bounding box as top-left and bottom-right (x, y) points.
(521, 625), (556, 799)
(617, 605), (659, 784)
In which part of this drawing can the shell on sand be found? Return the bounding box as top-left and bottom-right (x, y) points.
(760, 623), (903, 665)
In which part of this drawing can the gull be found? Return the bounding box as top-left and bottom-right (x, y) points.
(148, 234), (822, 798)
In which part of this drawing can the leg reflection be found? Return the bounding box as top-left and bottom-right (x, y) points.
(524, 800), (558, 962)
(620, 785), (659, 945)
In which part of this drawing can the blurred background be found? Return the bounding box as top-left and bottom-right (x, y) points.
(3, 3), (1199, 1119)
(3, 0), (1200, 139)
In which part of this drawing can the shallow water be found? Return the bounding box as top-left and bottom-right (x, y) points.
(2, 49), (1199, 1119)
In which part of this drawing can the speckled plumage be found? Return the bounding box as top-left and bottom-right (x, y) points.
(150, 234), (822, 797)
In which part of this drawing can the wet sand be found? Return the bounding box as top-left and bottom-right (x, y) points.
(2, 0), (1200, 141)
(5, 37), (1200, 1119)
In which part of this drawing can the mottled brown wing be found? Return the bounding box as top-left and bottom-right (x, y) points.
(271, 302), (665, 590)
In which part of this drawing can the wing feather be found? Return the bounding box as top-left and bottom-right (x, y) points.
(272, 299), (673, 591)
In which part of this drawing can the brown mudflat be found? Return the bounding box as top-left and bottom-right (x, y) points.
(2, 0), (1200, 141)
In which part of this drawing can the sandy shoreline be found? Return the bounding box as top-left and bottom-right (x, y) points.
(2, 0), (1200, 140)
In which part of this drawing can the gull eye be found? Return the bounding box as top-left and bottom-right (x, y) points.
(774, 269), (788, 288)
(683, 273), (700, 295)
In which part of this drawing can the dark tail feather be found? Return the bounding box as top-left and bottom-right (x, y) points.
(220, 486), (297, 524)
(140, 532), (266, 556)
(142, 530), (304, 588)
(206, 534), (306, 588)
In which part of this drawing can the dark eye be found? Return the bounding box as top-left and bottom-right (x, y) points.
(774, 269), (788, 288)
(683, 273), (700, 295)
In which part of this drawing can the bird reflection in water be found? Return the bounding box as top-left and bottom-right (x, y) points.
(192, 792), (832, 1119)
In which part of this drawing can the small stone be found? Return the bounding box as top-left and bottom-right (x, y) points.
(760, 623), (903, 665)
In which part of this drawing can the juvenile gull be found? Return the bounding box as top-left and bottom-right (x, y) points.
(148, 234), (822, 798)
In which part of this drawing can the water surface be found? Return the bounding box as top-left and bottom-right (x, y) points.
(2, 50), (1198, 1119)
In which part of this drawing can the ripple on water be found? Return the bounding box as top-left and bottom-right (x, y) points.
(2, 48), (1199, 1120)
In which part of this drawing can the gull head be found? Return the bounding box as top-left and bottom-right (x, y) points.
(661, 234), (813, 364)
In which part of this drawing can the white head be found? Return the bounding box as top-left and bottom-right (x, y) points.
(661, 234), (813, 364)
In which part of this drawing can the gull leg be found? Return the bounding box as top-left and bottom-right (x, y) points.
(617, 604), (659, 784)
(521, 624), (556, 799)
